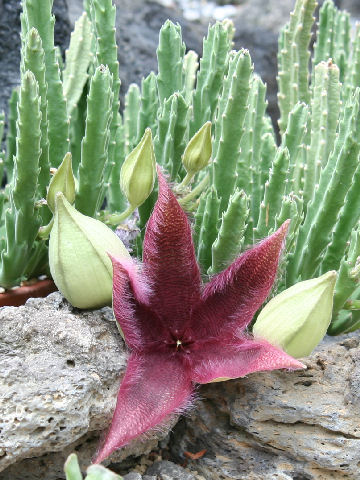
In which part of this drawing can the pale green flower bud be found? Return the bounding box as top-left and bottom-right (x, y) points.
(86, 464), (121, 480)
(253, 271), (337, 358)
(120, 128), (156, 209)
(49, 193), (130, 309)
(64, 453), (121, 480)
(182, 121), (212, 176)
(47, 152), (76, 213)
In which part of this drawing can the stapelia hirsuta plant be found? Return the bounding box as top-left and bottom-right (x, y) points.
(94, 170), (305, 463)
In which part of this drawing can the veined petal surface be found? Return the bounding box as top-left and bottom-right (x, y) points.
(191, 222), (289, 338)
(191, 336), (305, 384)
(94, 352), (193, 464)
(143, 169), (201, 331)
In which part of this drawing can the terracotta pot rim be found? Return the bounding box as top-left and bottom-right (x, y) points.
(0, 278), (58, 307)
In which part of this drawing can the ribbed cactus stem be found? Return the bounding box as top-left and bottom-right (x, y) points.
(210, 189), (249, 275)
(23, 0), (69, 167)
(0, 71), (42, 288)
(239, 75), (267, 226)
(92, 0), (121, 184)
(345, 23), (360, 99)
(182, 50), (199, 104)
(76, 65), (113, 217)
(190, 23), (231, 136)
(304, 60), (340, 206)
(196, 187), (220, 273)
(0, 111), (4, 184)
(154, 93), (188, 181)
(137, 72), (159, 143)
(69, 88), (87, 175)
(289, 88), (360, 281)
(277, 0), (317, 134)
(259, 131), (277, 198)
(193, 192), (207, 251)
(109, 115), (127, 212)
(213, 49), (252, 213)
(313, 0), (350, 84)
(276, 194), (303, 254)
(330, 227), (360, 325)
(313, 0), (335, 67)
(124, 84), (141, 155)
(23, 28), (51, 209)
(63, 12), (93, 117)
(255, 147), (290, 239)
(321, 163), (360, 273)
(5, 88), (18, 183)
(333, 8), (350, 83)
(156, 20), (185, 105)
(281, 102), (309, 196)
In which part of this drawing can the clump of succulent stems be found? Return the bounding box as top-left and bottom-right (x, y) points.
(0, 0), (359, 334)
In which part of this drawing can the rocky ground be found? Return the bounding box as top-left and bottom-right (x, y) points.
(1, 293), (359, 480)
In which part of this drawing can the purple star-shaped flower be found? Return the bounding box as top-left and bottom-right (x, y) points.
(94, 170), (304, 463)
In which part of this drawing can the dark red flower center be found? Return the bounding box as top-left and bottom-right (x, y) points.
(164, 329), (195, 354)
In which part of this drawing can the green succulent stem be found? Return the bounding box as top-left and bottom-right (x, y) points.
(105, 205), (135, 226)
(23, 0), (69, 167)
(343, 299), (360, 311)
(176, 172), (195, 191)
(178, 173), (210, 207)
(38, 218), (54, 240)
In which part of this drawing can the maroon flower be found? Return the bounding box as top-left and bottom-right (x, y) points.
(94, 170), (304, 463)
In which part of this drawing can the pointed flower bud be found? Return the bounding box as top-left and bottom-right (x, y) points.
(120, 128), (156, 210)
(182, 121), (212, 176)
(49, 193), (130, 309)
(253, 271), (337, 358)
(47, 152), (75, 213)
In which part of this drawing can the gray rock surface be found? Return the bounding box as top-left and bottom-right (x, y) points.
(123, 473), (143, 480)
(1, 291), (360, 479)
(0, 293), (161, 479)
(340, 0), (360, 16)
(169, 335), (360, 479)
(146, 460), (195, 480)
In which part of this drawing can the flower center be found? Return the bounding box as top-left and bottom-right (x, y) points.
(165, 329), (194, 354)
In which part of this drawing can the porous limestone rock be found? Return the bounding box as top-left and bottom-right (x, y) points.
(146, 460), (195, 480)
(169, 335), (360, 480)
(1, 292), (359, 480)
(0, 292), (160, 478)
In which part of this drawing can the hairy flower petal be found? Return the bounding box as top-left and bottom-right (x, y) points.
(143, 168), (201, 329)
(192, 222), (289, 339)
(191, 336), (305, 384)
(111, 256), (167, 351)
(97, 172), (305, 464)
(94, 352), (193, 464)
